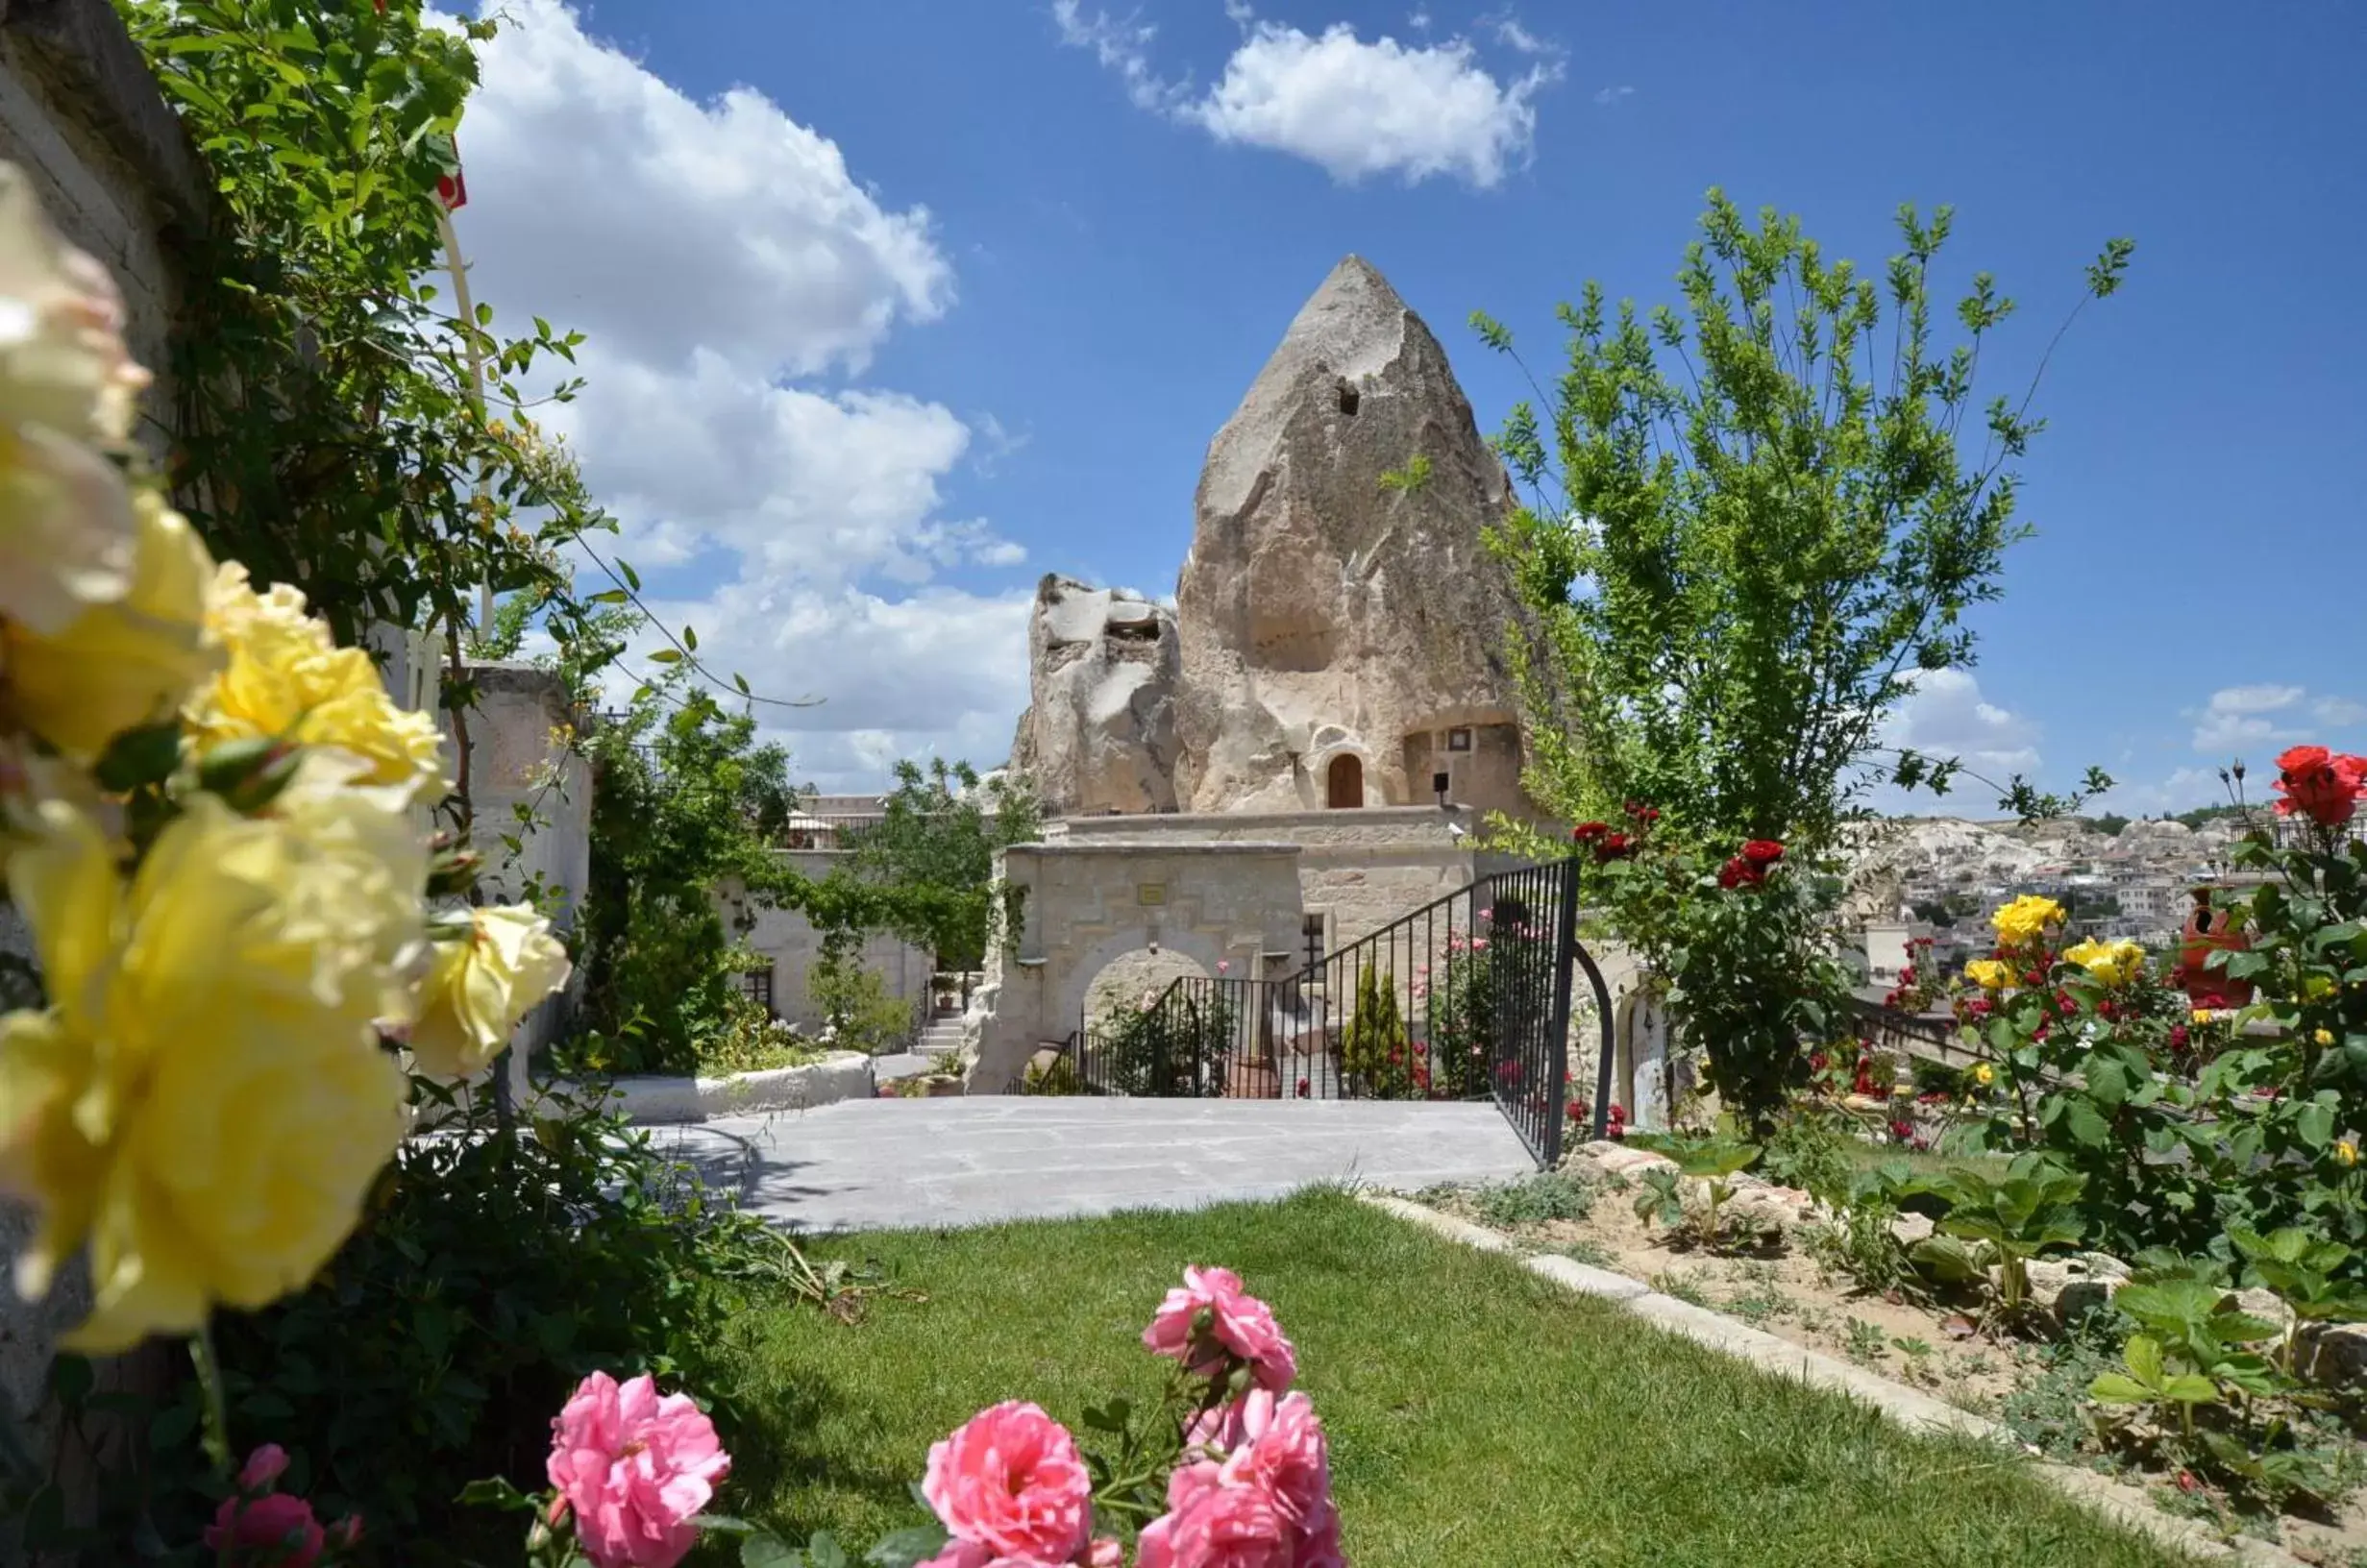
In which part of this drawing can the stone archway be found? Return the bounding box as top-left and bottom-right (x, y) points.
(964, 842), (1309, 1092)
(1325, 752), (1363, 808)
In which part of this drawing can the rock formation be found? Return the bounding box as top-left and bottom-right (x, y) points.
(1007, 575), (1182, 816)
(1171, 255), (1532, 815)
(1010, 256), (1539, 821)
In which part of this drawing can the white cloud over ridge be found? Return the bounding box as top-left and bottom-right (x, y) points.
(1051, 2), (1558, 187)
(448, 0), (1030, 789)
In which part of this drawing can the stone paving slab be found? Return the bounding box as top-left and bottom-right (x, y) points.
(652, 1097), (1536, 1234)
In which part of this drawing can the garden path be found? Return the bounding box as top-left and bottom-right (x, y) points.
(654, 1097), (1534, 1233)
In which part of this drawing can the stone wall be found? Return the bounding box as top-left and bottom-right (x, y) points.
(715, 855), (933, 1041)
(1046, 805), (1482, 948)
(0, 0), (211, 458)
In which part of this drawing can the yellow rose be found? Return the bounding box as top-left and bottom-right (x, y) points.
(1973, 1062), (1995, 1087)
(0, 164), (149, 634)
(2337, 1139), (2359, 1169)
(407, 902), (573, 1080)
(2316, 1028), (2337, 1047)
(2062, 938), (2144, 989)
(0, 793), (415, 1351)
(2, 491), (218, 758)
(185, 563), (445, 798)
(1963, 958), (2012, 992)
(1991, 894), (2067, 949)
(2192, 1008), (2217, 1025)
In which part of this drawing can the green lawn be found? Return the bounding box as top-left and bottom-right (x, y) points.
(708, 1189), (2182, 1568)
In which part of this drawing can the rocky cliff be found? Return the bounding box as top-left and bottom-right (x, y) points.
(1007, 575), (1182, 816)
(1012, 256), (1536, 820)
(1171, 255), (1531, 814)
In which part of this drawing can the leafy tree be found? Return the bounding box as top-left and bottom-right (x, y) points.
(2089, 812), (2133, 837)
(1478, 191), (2132, 850)
(843, 758), (1043, 970)
(575, 681), (800, 1070)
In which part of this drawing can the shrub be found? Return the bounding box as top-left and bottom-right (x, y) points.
(1339, 959), (1419, 1098)
(1094, 986), (1239, 1096)
(809, 952), (918, 1055)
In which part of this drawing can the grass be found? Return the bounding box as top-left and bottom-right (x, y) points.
(706, 1189), (2186, 1567)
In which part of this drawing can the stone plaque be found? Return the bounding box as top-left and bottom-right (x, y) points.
(1136, 883), (1168, 906)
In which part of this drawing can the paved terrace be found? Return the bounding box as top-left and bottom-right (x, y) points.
(653, 1097), (1536, 1233)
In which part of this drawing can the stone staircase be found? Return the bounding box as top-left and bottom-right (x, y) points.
(915, 1017), (966, 1059)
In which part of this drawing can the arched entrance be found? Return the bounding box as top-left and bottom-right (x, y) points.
(1325, 752), (1363, 808)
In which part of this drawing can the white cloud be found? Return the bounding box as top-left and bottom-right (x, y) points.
(2188, 683), (2305, 752)
(2315, 694), (2367, 726)
(1883, 669), (2042, 778)
(1052, 3), (1558, 187)
(1593, 84), (1635, 105)
(449, 0), (1027, 787)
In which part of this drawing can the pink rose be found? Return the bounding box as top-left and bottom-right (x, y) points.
(923, 1401), (1093, 1564)
(1151, 1396), (1342, 1567)
(236, 1443), (291, 1491)
(546, 1371), (731, 1568)
(1218, 1393), (1332, 1530)
(1142, 1267), (1297, 1392)
(1136, 1461), (1287, 1568)
(917, 1543), (1072, 1568)
(205, 1493), (327, 1567)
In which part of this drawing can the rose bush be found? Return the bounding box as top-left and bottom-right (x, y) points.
(1584, 806), (1852, 1133)
(692, 1265), (1346, 1567)
(0, 161), (575, 1551)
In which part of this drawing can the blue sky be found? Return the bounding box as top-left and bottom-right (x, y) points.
(447, 0), (2366, 811)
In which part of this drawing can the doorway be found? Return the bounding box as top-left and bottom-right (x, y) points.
(1325, 753), (1363, 809)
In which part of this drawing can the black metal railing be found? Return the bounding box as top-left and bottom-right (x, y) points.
(1027, 858), (1612, 1167)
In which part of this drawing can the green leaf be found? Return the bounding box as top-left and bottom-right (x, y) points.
(2293, 1100), (2334, 1150)
(2121, 1334), (2164, 1384)
(91, 722), (185, 792)
(866, 1524), (952, 1566)
(741, 1536), (804, 1568)
(648, 649), (684, 665)
(591, 588), (630, 605)
(2086, 1373), (2154, 1405)
(455, 1476), (535, 1510)
(806, 1532), (850, 1568)
(2159, 1374), (2221, 1405)
(683, 624), (699, 651)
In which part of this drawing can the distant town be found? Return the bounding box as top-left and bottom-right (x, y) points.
(1846, 806), (2266, 992)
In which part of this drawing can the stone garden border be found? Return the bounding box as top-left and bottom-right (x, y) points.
(567, 1051), (875, 1124)
(1360, 1191), (2311, 1568)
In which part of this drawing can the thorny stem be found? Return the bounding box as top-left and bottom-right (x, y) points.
(190, 1324), (233, 1477)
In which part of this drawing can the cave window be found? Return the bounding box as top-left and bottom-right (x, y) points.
(1337, 381), (1361, 416)
(1445, 727), (1473, 753)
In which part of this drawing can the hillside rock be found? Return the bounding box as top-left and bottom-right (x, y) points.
(1008, 575), (1182, 816)
(1171, 256), (1536, 817)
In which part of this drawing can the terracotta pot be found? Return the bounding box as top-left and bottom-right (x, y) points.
(2177, 888), (2254, 1008)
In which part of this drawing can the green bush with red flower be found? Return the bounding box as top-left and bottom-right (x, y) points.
(1578, 806), (1852, 1135)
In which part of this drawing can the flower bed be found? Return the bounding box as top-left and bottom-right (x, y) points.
(1422, 1139), (2366, 1562)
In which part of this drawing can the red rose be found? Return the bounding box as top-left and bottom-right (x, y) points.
(1718, 855), (1765, 889)
(1573, 821), (1612, 844)
(2273, 745), (2367, 827)
(1969, 997), (1992, 1017)
(2168, 1024), (2189, 1051)
(1741, 839), (1785, 866)
(1594, 831), (1636, 864)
